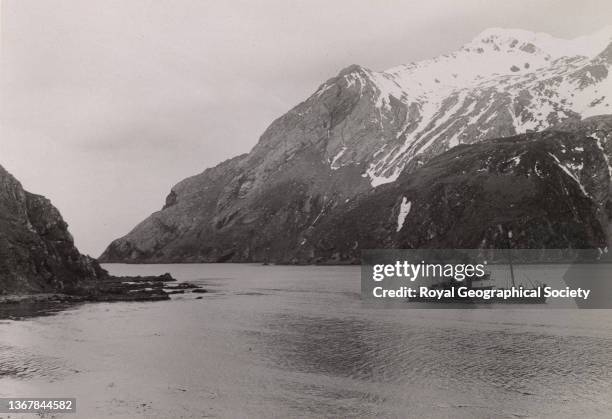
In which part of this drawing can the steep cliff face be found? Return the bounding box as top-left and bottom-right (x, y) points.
(100, 28), (612, 263)
(0, 165), (107, 293)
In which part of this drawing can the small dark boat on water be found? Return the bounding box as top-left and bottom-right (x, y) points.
(408, 231), (547, 304)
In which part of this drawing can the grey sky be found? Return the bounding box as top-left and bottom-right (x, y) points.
(1, 0), (611, 256)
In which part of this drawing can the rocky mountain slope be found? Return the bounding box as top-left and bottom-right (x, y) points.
(0, 165), (170, 298)
(301, 116), (612, 263)
(100, 28), (612, 264)
(0, 165), (107, 293)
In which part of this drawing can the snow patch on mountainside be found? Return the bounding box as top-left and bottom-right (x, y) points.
(548, 152), (589, 196)
(396, 197), (412, 232)
(593, 132), (612, 178)
(330, 146), (347, 170)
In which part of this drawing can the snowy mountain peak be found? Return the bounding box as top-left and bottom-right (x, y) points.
(468, 27), (556, 51)
(326, 27), (612, 105)
(310, 27), (612, 187)
(337, 64), (368, 76)
(467, 26), (612, 60)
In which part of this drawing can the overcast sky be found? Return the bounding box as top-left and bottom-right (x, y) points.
(1, 0), (611, 256)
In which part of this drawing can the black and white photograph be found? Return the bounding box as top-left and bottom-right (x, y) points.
(1, 0), (612, 417)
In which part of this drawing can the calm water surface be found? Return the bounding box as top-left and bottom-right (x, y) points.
(1, 264), (612, 418)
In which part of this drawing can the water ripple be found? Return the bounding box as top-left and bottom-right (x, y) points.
(0, 344), (67, 380)
(255, 313), (612, 407)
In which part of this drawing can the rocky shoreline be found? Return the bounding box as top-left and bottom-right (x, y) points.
(0, 273), (208, 307)
(0, 165), (211, 305)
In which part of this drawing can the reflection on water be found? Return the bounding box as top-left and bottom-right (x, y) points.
(1, 263), (612, 418)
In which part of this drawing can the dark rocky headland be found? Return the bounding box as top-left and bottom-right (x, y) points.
(0, 164), (181, 304)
